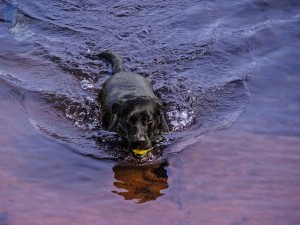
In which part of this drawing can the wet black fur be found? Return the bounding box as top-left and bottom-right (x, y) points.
(97, 52), (169, 149)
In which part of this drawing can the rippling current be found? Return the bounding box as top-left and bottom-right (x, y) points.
(1, 0), (300, 224)
(0, 0), (299, 162)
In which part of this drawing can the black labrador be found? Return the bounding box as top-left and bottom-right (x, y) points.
(97, 52), (169, 150)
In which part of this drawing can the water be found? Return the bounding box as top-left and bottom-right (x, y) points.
(0, 0), (299, 224)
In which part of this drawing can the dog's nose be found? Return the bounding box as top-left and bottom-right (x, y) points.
(137, 136), (146, 142)
(133, 133), (146, 142)
(135, 138), (146, 147)
(132, 134), (148, 148)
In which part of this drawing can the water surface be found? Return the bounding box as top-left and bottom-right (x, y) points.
(0, 0), (300, 224)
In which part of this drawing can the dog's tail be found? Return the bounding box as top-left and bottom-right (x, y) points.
(97, 51), (124, 74)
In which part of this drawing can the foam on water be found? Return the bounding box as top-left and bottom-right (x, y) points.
(80, 79), (95, 90)
(167, 107), (195, 131)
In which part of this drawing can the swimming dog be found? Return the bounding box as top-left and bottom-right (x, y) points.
(97, 52), (169, 150)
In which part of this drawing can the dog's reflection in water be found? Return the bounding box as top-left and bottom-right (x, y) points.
(112, 161), (169, 203)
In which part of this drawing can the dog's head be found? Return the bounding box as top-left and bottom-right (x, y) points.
(112, 97), (169, 149)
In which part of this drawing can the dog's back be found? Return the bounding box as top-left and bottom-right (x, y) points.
(101, 72), (156, 110)
(99, 52), (157, 112)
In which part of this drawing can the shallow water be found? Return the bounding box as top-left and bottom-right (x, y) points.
(1, 0), (300, 224)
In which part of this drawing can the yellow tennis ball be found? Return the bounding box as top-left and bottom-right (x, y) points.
(132, 149), (151, 156)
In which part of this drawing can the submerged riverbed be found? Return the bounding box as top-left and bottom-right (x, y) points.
(1, 0), (300, 224)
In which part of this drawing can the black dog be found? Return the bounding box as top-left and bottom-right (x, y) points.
(97, 52), (169, 150)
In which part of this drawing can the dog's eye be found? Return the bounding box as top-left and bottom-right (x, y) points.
(145, 119), (153, 124)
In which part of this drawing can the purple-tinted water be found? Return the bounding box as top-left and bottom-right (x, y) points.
(1, 0), (300, 224)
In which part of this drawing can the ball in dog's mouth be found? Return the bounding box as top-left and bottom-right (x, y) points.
(132, 148), (151, 156)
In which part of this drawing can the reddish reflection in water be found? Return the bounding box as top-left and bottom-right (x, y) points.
(112, 162), (169, 203)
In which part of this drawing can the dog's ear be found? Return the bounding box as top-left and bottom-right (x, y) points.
(112, 101), (124, 116)
(107, 114), (119, 132)
(153, 98), (169, 132)
(159, 109), (169, 133)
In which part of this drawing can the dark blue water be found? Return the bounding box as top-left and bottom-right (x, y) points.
(0, 0), (299, 224)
